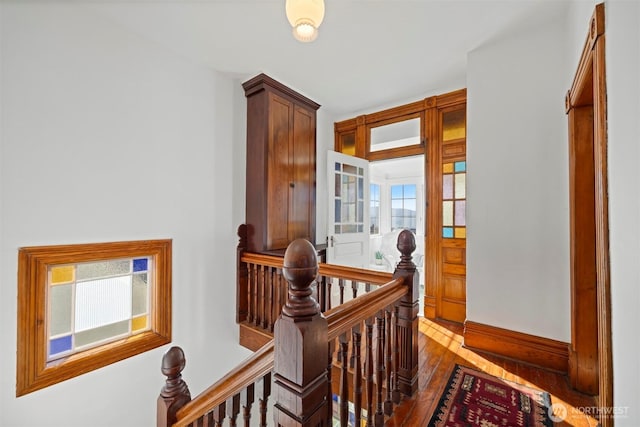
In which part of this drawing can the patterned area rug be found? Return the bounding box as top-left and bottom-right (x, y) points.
(428, 364), (554, 427)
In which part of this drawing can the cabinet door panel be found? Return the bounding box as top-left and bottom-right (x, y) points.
(289, 105), (315, 242)
(267, 93), (293, 249)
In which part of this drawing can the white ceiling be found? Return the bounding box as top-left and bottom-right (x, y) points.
(85, 0), (569, 116)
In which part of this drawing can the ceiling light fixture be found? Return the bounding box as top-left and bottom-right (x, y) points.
(285, 0), (325, 43)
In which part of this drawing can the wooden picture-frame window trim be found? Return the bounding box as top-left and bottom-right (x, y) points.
(16, 239), (172, 397)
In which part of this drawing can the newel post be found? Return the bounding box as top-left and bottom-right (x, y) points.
(157, 346), (191, 427)
(273, 239), (329, 427)
(393, 230), (419, 396)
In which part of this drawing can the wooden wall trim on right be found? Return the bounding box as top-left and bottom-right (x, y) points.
(463, 320), (569, 373)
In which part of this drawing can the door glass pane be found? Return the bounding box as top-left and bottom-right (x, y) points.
(334, 159), (365, 234)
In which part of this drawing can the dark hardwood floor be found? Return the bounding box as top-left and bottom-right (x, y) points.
(385, 317), (599, 426)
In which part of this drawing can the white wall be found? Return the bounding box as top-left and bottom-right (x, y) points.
(0, 4), (250, 426)
(466, 16), (571, 341)
(604, 1), (640, 422)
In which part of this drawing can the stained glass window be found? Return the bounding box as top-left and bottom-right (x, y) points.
(443, 161), (466, 238)
(47, 257), (152, 361)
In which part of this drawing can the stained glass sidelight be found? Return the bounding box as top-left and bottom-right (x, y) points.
(442, 161), (466, 238)
(47, 257), (152, 361)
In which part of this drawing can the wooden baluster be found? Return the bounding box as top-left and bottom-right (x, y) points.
(394, 230), (419, 396)
(227, 394), (240, 427)
(317, 274), (326, 312)
(264, 266), (272, 330)
(203, 411), (213, 426)
(339, 333), (349, 426)
(213, 402), (226, 427)
(259, 372), (271, 427)
(237, 224), (248, 324)
(326, 277), (333, 310)
(351, 280), (358, 299)
(248, 263), (256, 324)
(352, 325), (363, 427)
(384, 308), (393, 415)
(364, 318), (374, 427)
(365, 282), (371, 293)
(327, 340), (335, 423)
(392, 305), (401, 404)
(271, 268), (279, 332)
(259, 265), (266, 328)
(157, 346), (191, 427)
(276, 269), (285, 317)
(375, 312), (385, 426)
(338, 278), (345, 304)
(273, 239), (329, 427)
(241, 383), (254, 427)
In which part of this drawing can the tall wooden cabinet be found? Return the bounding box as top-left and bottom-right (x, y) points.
(243, 74), (320, 253)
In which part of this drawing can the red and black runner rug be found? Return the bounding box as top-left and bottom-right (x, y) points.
(428, 364), (554, 427)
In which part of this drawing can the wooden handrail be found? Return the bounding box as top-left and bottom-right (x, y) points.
(240, 252), (393, 285)
(325, 278), (406, 340)
(173, 341), (274, 427)
(160, 277), (406, 427)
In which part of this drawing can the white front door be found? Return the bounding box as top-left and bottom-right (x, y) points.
(327, 151), (370, 268)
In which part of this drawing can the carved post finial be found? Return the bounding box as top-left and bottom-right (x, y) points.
(282, 239), (319, 319)
(396, 229), (417, 271)
(158, 346), (191, 427)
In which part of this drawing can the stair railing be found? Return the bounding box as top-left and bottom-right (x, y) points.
(159, 230), (419, 426)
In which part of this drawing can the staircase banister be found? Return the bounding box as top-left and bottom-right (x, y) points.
(240, 252), (284, 268)
(173, 341), (274, 427)
(318, 263), (393, 285)
(325, 277), (406, 341)
(241, 251), (394, 286)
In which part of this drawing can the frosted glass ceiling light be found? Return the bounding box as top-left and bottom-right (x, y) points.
(286, 0), (325, 42)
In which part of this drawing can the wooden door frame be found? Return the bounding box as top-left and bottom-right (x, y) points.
(333, 90), (467, 320)
(565, 3), (612, 422)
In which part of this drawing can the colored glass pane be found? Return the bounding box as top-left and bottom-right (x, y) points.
(357, 201), (363, 222)
(455, 201), (466, 226)
(76, 260), (130, 281)
(455, 227), (466, 239)
(335, 173), (341, 197)
(75, 276), (132, 332)
(454, 161), (466, 172)
(443, 174), (453, 199)
(335, 162), (340, 171)
(335, 225), (341, 234)
(75, 320), (129, 348)
(443, 227), (454, 238)
(51, 266), (74, 284)
(343, 164), (357, 174)
(443, 201), (454, 226)
(340, 133), (356, 156)
(131, 316), (148, 333)
(443, 163), (454, 173)
(132, 273), (148, 316)
(50, 284), (72, 336)
(49, 335), (72, 358)
(358, 167), (364, 176)
(442, 109), (466, 141)
(357, 225), (363, 233)
(132, 258), (148, 273)
(335, 200), (341, 222)
(358, 177), (363, 198)
(343, 224), (357, 233)
(455, 173), (466, 199)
